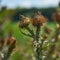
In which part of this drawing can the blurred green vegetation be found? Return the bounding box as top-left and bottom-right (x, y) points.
(0, 7), (59, 60)
(4, 21), (55, 60)
(0, 7), (57, 21)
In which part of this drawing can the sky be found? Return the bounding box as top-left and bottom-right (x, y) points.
(1, 0), (60, 8)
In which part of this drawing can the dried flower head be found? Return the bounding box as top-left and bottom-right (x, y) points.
(43, 34), (48, 40)
(19, 15), (30, 28)
(44, 27), (52, 34)
(52, 12), (60, 24)
(32, 11), (46, 27)
(7, 36), (16, 46)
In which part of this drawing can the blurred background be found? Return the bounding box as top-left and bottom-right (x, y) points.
(0, 0), (60, 21)
(0, 0), (60, 60)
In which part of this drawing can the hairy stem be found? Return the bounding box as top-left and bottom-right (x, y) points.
(35, 26), (42, 60)
(20, 29), (32, 37)
(26, 27), (35, 38)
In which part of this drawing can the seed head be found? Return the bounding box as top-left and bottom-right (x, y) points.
(32, 11), (46, 27)
(19, 15), (30, 28)
(52, 12), (60, 24)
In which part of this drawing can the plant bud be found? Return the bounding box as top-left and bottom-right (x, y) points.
(19, 15), (30, 28)
(32, 12), (46, 27)
(7, 36), (16, 46)
(52, 12), (60, 24)
(44, 27), (52, 34)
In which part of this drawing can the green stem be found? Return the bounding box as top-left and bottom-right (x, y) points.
(35, 26), (42, 60)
